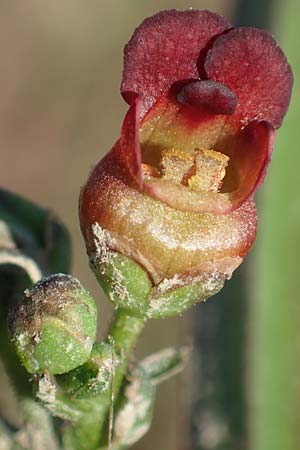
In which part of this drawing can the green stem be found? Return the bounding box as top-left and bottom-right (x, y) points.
(104, 310), (146, 444)
(106, 308), (146, 367)
(64, 309), (146, 450)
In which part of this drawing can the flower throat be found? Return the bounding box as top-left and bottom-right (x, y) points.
(142, 147), (229, 193)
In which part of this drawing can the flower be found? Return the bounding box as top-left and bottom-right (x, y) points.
(79, 10), (292, 316)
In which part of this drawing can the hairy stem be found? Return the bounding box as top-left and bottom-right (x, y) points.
(63, 309), (146, 450)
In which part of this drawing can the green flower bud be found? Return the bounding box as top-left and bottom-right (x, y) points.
(9, 274), (97, 375)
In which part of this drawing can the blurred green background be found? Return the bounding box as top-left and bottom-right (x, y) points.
(0, 1), (299, 449)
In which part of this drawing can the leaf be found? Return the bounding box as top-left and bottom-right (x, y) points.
(112, 368), (155, 449)
(0, 188), (72, 401)
(35, 373), (83, 422)
(0, 418), (22, 450)
(140, 346), (191, 385)
(17, 399), (61, 450)
(0, 188), (71, 276)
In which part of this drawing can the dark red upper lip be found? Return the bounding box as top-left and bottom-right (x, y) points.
(113, 10), (293, 214)
(121, 9), (292, 128)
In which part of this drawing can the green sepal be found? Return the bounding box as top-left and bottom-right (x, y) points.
(36, 376), (85, 423)
(35, 343), (117, 424)
(91, 242), (225, 320)
(89, 224), (226, 320)
(148, 273), (225, 319)
(92, 250), (152, 317)
(140, 346), (190, 385)
(35, 372), (88, 422)
(57, 342), (117, 399)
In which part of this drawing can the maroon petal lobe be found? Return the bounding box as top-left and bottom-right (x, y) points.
(205, 27), (293, 128)
(118, 96), (143, 187)
(121, 10), (231, 111)
(224, 120), (275, 209)
(177, 80), (237, 115)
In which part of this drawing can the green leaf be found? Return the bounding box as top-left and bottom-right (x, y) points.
(140, 346), (190, 385)
(19, 399), (61, 450)
(0, 187), (71, 275)
(0, 419), (20, 450)
(112, 368), (155, 449)
(0, 188), (72, 397)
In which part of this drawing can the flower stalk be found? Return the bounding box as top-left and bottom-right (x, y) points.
(63, 309), (146, 450)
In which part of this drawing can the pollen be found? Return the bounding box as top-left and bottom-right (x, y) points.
(160, 148), (194, 184)
(187, 148), (229, 192)
(141, 163), (160, 178)
(158, 147), (229, 192)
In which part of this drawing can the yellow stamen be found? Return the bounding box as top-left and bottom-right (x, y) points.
(160, 148), (194, 184)
(141, 163), (160, 178)
(187, 148), (229, 192)
(142, 147), (229, 193)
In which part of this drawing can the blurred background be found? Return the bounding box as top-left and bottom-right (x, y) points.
(0, 1), (299, 449)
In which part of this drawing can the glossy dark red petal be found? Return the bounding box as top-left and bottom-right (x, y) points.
(205, 27), (293, 128)
(121, 10), (231, 111)
(177, 80), (237, 115)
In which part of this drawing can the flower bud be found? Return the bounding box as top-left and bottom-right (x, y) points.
(9, 274), (97, 374)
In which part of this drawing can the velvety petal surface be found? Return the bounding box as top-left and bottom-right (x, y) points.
(205, 27), (293, 128)
(177, 80), (238, 115)
(121, 10), (231, 111)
